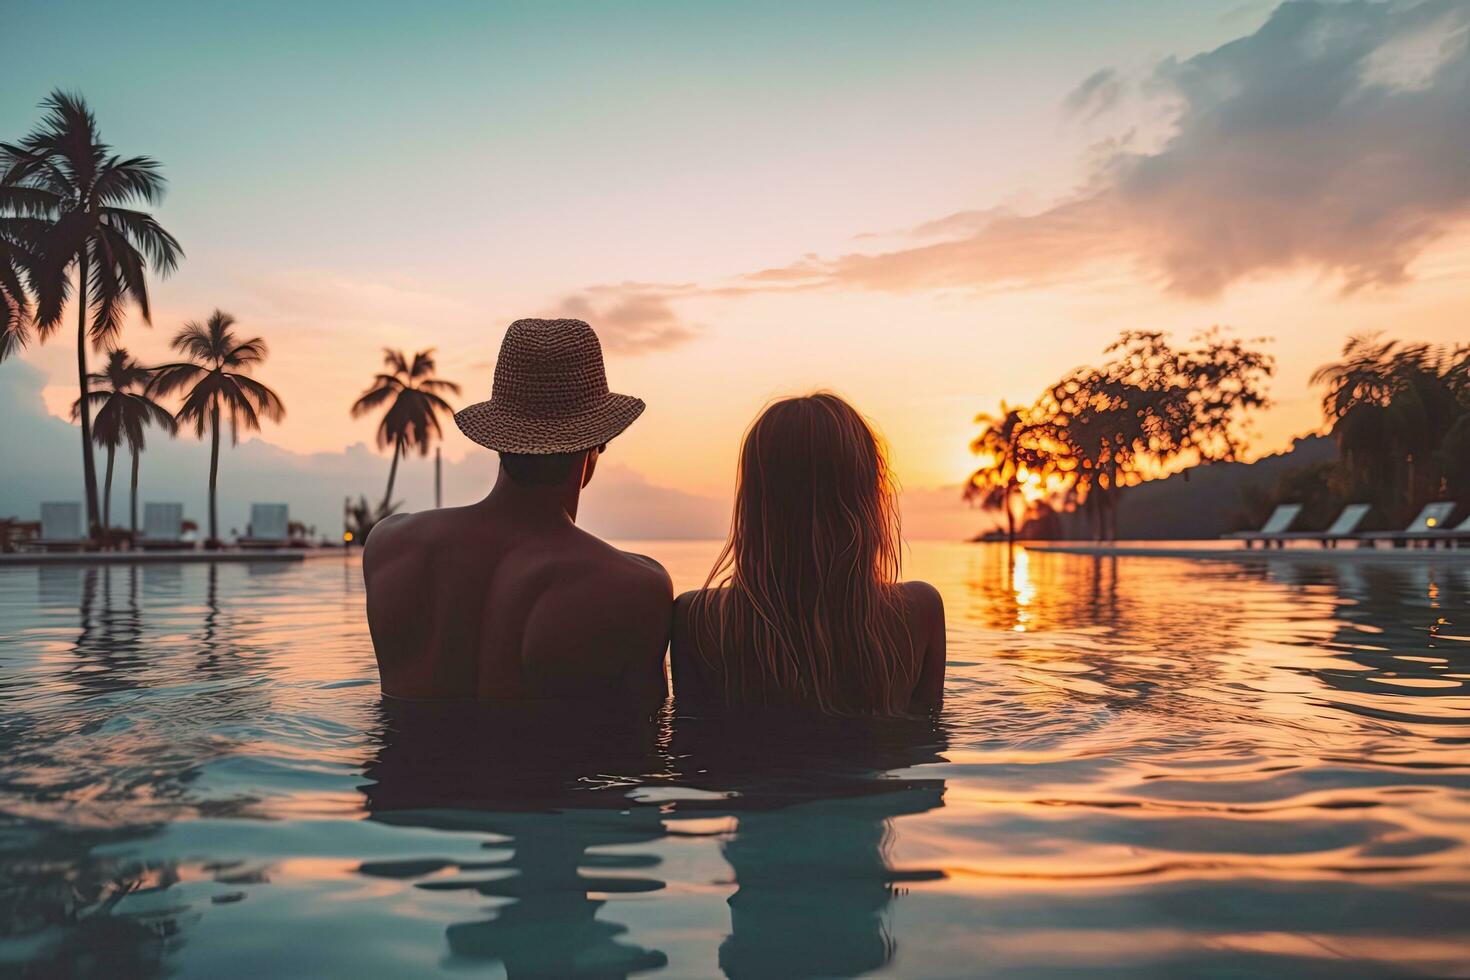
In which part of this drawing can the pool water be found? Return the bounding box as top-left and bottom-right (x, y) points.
(0, 543), (1467, 978)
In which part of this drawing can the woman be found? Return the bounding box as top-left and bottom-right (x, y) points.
(672, 393), (946, 715)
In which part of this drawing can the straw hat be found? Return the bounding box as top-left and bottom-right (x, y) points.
(453, 318), (645, 454)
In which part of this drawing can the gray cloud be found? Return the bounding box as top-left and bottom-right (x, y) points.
(549, 283), (699, 355)
(1063, 68), (1125, 119)
(744, 0), (1470, 298)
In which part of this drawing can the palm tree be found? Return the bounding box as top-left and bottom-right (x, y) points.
(151, 311), (284, 547)
(965, 402), (1033, 543)
(1312, 334), (1466, 522)
(1, 91), (183, 533)
(351, 349), (460, 510)
(70, 349), (176, 539)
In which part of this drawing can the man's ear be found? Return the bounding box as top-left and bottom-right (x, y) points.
(580, 446), (603, 489)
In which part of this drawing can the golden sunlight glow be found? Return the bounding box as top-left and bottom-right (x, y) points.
(1019, 469), (1046, 503)
(1011, 547), (1034, 632)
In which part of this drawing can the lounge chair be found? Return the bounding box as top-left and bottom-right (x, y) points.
(1440, 512), (1470, 548)
(1274, 502), (1373, 548)
(1225, 503), (1302, 548)
(239, 503), (290, 549)
(1357, 502), (1458, 548)
(138, 502), (186, 550)
(35, 502), (87, 551)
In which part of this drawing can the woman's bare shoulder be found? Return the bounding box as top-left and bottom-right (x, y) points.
(899, 580), (943, 610)
(897, 580), (946, 639)
(674, 587), (728, 611)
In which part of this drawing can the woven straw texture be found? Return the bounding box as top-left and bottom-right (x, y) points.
(454, 318), (645, 454)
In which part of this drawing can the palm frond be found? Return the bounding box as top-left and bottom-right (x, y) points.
(69, 388), (113, 420)
(99, 206), (181, 275)
(351, 383), (398, 417)
(148, 361), (206, 399)
(174, 380), (219, 438)
(417, 377), (461, 396)
(224, 336), (268, 369)
(94, 156), (168, 206)
(419, 390), (457, 415)
(230, 373), (285, 423)
(169, 320), (217, 361)
(409, 349), (436, 379)
(223, 383), (261, 444)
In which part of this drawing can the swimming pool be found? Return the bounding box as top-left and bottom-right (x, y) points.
(0, 543), (1466, 977)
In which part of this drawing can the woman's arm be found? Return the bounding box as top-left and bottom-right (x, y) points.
(669, 591), (711, 705)
(906, 581), (947, 709)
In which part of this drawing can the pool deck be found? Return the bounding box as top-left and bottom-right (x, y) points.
(0, 548), (349, 566)
(1028, 542), (1470, 562)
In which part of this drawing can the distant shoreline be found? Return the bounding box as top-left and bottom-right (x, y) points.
(1027, 542), (1470, 562)
(0, 549), (347, 566)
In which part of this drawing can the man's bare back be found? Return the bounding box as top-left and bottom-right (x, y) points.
(364, 490), (671, 702)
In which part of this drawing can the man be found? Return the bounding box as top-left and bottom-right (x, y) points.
(364, 318), (673, 702)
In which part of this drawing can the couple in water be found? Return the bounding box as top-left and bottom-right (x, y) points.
(364, 318), (945, 715)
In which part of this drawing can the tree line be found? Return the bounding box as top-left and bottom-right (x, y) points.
(1248, 336), (1470, 532)
(1, 91), (290, 546)
(967, 330), (1275, 541)
(1, 90), (460, 547)
(971, 330), (1470, 541)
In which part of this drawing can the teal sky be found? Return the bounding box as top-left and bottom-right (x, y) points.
(2, 0), (1265, 287)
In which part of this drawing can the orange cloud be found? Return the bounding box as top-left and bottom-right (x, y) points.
(549, 283), (699, 355)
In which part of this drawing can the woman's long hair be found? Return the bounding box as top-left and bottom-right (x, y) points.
(688, 393), (919, 715)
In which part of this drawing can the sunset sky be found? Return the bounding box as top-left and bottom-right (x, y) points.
(3, 0), (1469, 538)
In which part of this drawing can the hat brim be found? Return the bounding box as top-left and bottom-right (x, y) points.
(453, 392), (645, 455)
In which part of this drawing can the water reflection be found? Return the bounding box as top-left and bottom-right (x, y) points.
(0, 547), (1465, 976)
(71, 566), (147, 693)
(669, 715), (948, 979)
(358, 705), (950, 978)
(0, 822), (180, 979)
(361, 703), (672, 977)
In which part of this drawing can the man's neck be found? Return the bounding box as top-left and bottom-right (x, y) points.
(484, 470), (581, 525)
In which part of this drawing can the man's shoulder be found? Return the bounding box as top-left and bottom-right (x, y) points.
(362, 511), (438, 571)
(528, 538), (672, 637)
(569, 533), (672, 599)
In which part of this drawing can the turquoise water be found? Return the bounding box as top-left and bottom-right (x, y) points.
(0, 543), (1467, 978)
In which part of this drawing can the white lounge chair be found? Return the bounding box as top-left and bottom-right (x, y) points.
(1275, 502), (1373, 548)
(36, 502), (87, 551)
(239, 503), (290, 549)
(1358, 501), (1457, 548)
(1415, 511), (1470, 549)
(139, 502), (186, 550)
(1225, 503), (1302, 548)
(1434, 517), (1470, 549)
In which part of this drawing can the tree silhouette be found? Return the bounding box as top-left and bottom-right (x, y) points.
(965, 402), (1036, 543)
(1312, 335), (1469, 523)
(0, 91), (182, 533)
(151, 311), (284, 546)
(70, 349), (175, 538)
(351, 348), (460, 510)
(979, 330), (1274, 541)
